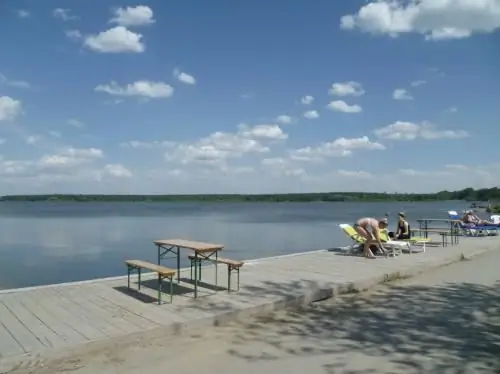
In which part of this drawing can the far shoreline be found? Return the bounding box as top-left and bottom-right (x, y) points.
(0, 187), (498, 209)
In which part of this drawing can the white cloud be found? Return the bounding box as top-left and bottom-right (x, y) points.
(84, 27), (145, 53)
(340, 0), (500, 40)
(329, 81), (365, 97)
(161, 124), (288, 168)
(0, 139), (6, 145)
(65, 29), (82, 41)
(53, 8), (76, 21)
(105, 164), (132, 178)
(120, 140), (175, 149)
(393, 88), (413, 100)
(337, 169), (373, 179)
(303, 110), (319, 119)
(276, 115), (293, 124)
(109, 6), (155, 27)
(447, 106), (458, 113)
(26, 135), (43, 145)
(261, 157), (307, 178)
(410, 80), (426, 87)
(301, 95), (314, 105)
(67, 119), (84, 128)
(173, 69), (196, 85)
(48, 131), (61, 138)
(95, 80), (174, 99)
(16, 9), (30, 18)
(0, 148), (104, 181)
(238, 124), (288, 140)
(374, 121), (469, 140)
(0, 73), (30, 89)
(327, 100), (362, 113)
(291, 136), (385, 161)
(0, 96), (22, 121)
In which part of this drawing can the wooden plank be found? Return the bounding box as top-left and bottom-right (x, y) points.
(0, 294), (65, 349)
(88, 283), (186, 326)
(11, 292), (87, 345)
(0, 315), (24, 357)
(48, 286), (132, 337)
(34, 288), (104, 341)
(61, 285), (158, 332)
(126, 260), (176, 276)
(153, 238), (224, 252)
(0, 301), (44, 353)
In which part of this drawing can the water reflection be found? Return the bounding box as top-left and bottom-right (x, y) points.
(0, 201), (469, 288)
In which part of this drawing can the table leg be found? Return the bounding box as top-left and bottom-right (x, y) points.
(158, 275), (162, 305)
(176, 246), (180, 283)
(194, 252), (198, 298)
(215, 251), (218, 286)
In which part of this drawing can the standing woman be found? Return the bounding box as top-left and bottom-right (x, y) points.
(395, 212), (411, 239)
(353, 217), (388, 259)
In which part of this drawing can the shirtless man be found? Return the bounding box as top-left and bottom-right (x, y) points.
(353, 217), (388, 259)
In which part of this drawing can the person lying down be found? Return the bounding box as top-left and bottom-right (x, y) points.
(353, 217), (388, 259)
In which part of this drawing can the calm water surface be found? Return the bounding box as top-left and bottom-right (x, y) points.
(0, 201), (470, 289)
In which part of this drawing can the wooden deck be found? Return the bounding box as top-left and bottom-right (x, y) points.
(0, 235), (498, 364)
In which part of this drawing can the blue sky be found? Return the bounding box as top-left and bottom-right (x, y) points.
(1, 0), (499, 194)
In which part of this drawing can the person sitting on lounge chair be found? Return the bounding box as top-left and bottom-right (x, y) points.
(463, 211), (497, 226)
(353, 217), (388, 259)
(394, 212), (411, 239)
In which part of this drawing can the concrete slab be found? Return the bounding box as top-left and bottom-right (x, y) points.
(0, 235), (498, 372)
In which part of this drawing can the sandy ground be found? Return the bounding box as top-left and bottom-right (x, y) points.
(5, 249), (500, 374)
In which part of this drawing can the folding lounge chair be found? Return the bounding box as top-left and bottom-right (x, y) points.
(448, 211), (497, 236)
(339, 224), (410, 256)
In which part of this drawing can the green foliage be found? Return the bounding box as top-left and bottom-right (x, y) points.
(491, 205), (500, 214)
(1, 187), (500, 203)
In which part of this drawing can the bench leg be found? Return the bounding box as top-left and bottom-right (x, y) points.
(138, 268), (141, 290)
(227, 265), (231, 293)
(127, 265), (131, 289)
(236, 267), (240, 292)
(158, 274), (162, 305)
(169, 275), (173, 304)
(190, 259), (193, 280)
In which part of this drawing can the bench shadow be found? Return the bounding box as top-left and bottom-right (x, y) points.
(113, 286), (160, 304)
(179, 277), (228, 292)
(133, 278), (195, 296)
(112, 278), (197, 303)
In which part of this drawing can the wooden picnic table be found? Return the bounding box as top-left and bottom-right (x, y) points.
(153, 239), (224, 298)
(411, 228), (459, 246)
(416, 218), (460, 239)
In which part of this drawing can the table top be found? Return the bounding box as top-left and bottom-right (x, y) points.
(411, 228), (453, 233)
(417, 218), (459, 223)
(153, 239), (224, 253)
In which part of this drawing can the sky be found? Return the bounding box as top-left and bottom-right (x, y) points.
(0, 0), (500, 195)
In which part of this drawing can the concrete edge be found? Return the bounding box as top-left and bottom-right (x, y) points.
(0, 249), (330, 295)
(0, 245), (497, 372)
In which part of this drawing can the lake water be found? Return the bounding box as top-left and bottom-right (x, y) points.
(0, 201), (471, 289)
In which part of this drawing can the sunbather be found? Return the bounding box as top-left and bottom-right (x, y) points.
(394, 212), (411, 239)
(463, 211), (498, 226)
(353, 217), (389, 259)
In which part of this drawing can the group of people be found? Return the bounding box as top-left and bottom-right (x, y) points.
(353, 209), (498, 259)
(353, 213), (410, 259)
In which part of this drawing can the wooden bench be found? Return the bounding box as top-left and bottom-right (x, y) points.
(188, 255), (244, 292)
(125, 260), (176, 304)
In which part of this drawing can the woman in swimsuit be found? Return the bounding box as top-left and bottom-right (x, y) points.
(353, 217), (388, 258)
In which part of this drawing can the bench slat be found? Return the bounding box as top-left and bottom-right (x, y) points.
(125, 260), (176, 276)
(188, 256), (244, 268)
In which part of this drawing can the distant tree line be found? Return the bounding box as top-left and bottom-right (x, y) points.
(1, 187), (500, 204)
